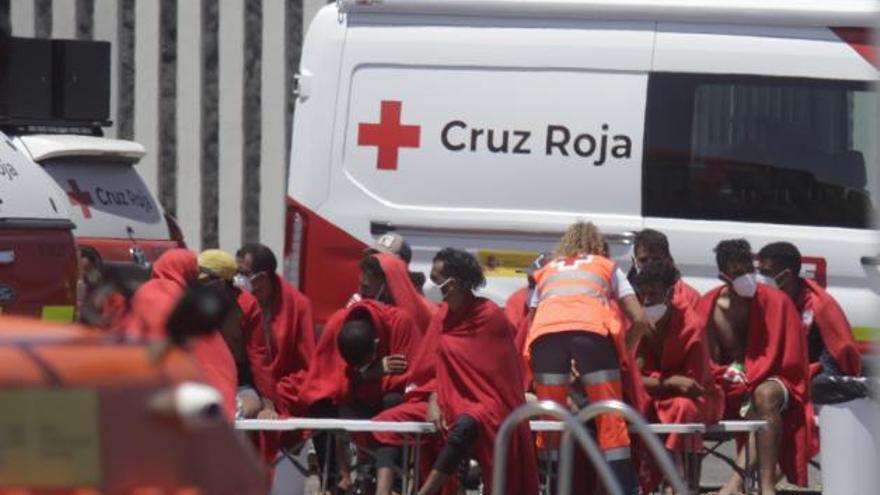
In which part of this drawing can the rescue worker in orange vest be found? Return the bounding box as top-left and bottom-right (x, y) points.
(525, 221), (652, 495)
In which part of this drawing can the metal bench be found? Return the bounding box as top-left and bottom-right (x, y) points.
(703, 420), (769, 495)
(236, 418), (436, 493)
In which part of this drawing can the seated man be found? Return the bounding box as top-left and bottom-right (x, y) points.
(372, 248), (538, 495)
(757, 242), (862, 379)
(197, 249), (277, 420)
(633, 259), (723, 491)
(697, 239), (813, 495)
(629, 228), (701, 308)
(299, 299), (421, 491)
(352, 253), (436, 334)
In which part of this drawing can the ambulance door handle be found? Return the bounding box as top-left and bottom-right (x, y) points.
(860, 256), (880, 267)
(0, 250), (14, 265)
(605, 231), (636, 246)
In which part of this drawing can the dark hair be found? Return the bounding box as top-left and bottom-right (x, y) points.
(433, 248), (486, 291)
(714, 239), (753, 273)
(337, 316), (376, 366)
(757, 242), (802, 276)
(79, 245), (103, 269)
(359, 256), (386, 281)
(633, 229), (670, 257)
(236, 243), (277, 275)
(633, 259), (680, 289)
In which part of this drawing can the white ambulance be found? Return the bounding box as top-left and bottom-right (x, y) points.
(0, 130), (79, 321)
(285, 0), (879, 348)
(12, 134), (184, 266)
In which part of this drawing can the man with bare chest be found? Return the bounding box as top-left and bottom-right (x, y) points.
(697, 240), (813, 495)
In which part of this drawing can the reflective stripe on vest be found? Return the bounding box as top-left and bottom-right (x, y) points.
(537, 270), (610, 294)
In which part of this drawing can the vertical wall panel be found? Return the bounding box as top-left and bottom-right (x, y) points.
(158, 0), (177, 217)
(75, 0), (94, 39)
(242, 0), (261, 244)
(9, 0), (32, 37)
(51, 0), (74, 38)
(93, 0), (118, 137)
(201, 0), (219, 249)
(261, 0), (285, 257)
(133, 0), (159, 192)
(117, 0), (134, 139)
(217, 0), (244, 252)
(34, 0), (50, 37)
(177, 0), (202, 252)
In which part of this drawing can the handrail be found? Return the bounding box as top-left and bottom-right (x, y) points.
(561, 400), (688, 495)
(492, 401), (623, 495)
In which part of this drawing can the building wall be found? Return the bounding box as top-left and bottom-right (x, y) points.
(4, 0), (330, 258)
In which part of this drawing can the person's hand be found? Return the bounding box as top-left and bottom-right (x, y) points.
(663, 375), (704, 398)
(256, 407), (279, 420)
(239, 394), (262, 418)
(427, 393), (448, 434)
(346, 292), (363, 308)
(382, 354), (408, 375)
(722, 365), (747, 384)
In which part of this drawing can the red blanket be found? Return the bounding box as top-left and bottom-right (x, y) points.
(234, 288), (276, 402)
(434, 298), (538, 495)
(672, 278), (701, 308)
(298, 300), (421, 409)
(504, 286), (533, 390)
(375, 253), (436, 333)
(696, 284), (814, 486)
(125, 249), (238, 420)
(269, 275), (316, 416)
(799, 278), (862, 377)
(639, 298), (723, 451)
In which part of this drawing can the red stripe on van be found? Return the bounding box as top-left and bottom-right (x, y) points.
(286, 198), (366, 325)
(832, 27), (876, 68)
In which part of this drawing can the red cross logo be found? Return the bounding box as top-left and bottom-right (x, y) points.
(358, 100), (421, 170)
(66, 179), (93, 218)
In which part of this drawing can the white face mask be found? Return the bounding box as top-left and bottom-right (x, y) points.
(644, 303), (668, 324)
(233, 273), (253, 292)
(728, 272), (758, 298)
(756, 274), (777, 289)
(427, 277), (454, 299)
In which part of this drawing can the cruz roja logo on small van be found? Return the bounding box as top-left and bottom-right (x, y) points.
(357, 100), (633, 169)
(65, 179), (155, 217)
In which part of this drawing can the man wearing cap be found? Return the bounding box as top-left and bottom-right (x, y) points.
(198, 249), (278, 420)
(365, 233), (427, 294)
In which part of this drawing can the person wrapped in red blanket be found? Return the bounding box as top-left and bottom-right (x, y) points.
(350, 252), (436, 334)
(757, 242), (862, 379)
(626, 229), (701, 309)
(125, 248), (238, 420)
(697, 239), (813, 495)
(632, 259), (723, 491)
(372, 248), (538, 495)
(235, 243), (315, 464)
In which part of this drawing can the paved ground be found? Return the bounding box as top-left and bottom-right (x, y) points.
(278, 439), (823, 494)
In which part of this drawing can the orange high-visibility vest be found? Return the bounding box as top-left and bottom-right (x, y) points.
(525, 255), (616, 356)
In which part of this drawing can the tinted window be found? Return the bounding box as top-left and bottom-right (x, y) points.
(643, 73), (875, 229)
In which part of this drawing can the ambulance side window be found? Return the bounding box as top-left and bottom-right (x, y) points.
(642, 73), (875, 229)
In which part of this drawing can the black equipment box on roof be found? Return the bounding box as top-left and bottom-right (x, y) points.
(0, 37), (110, 126)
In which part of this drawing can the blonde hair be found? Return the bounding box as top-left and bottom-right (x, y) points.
(555, 221), (605, 258)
